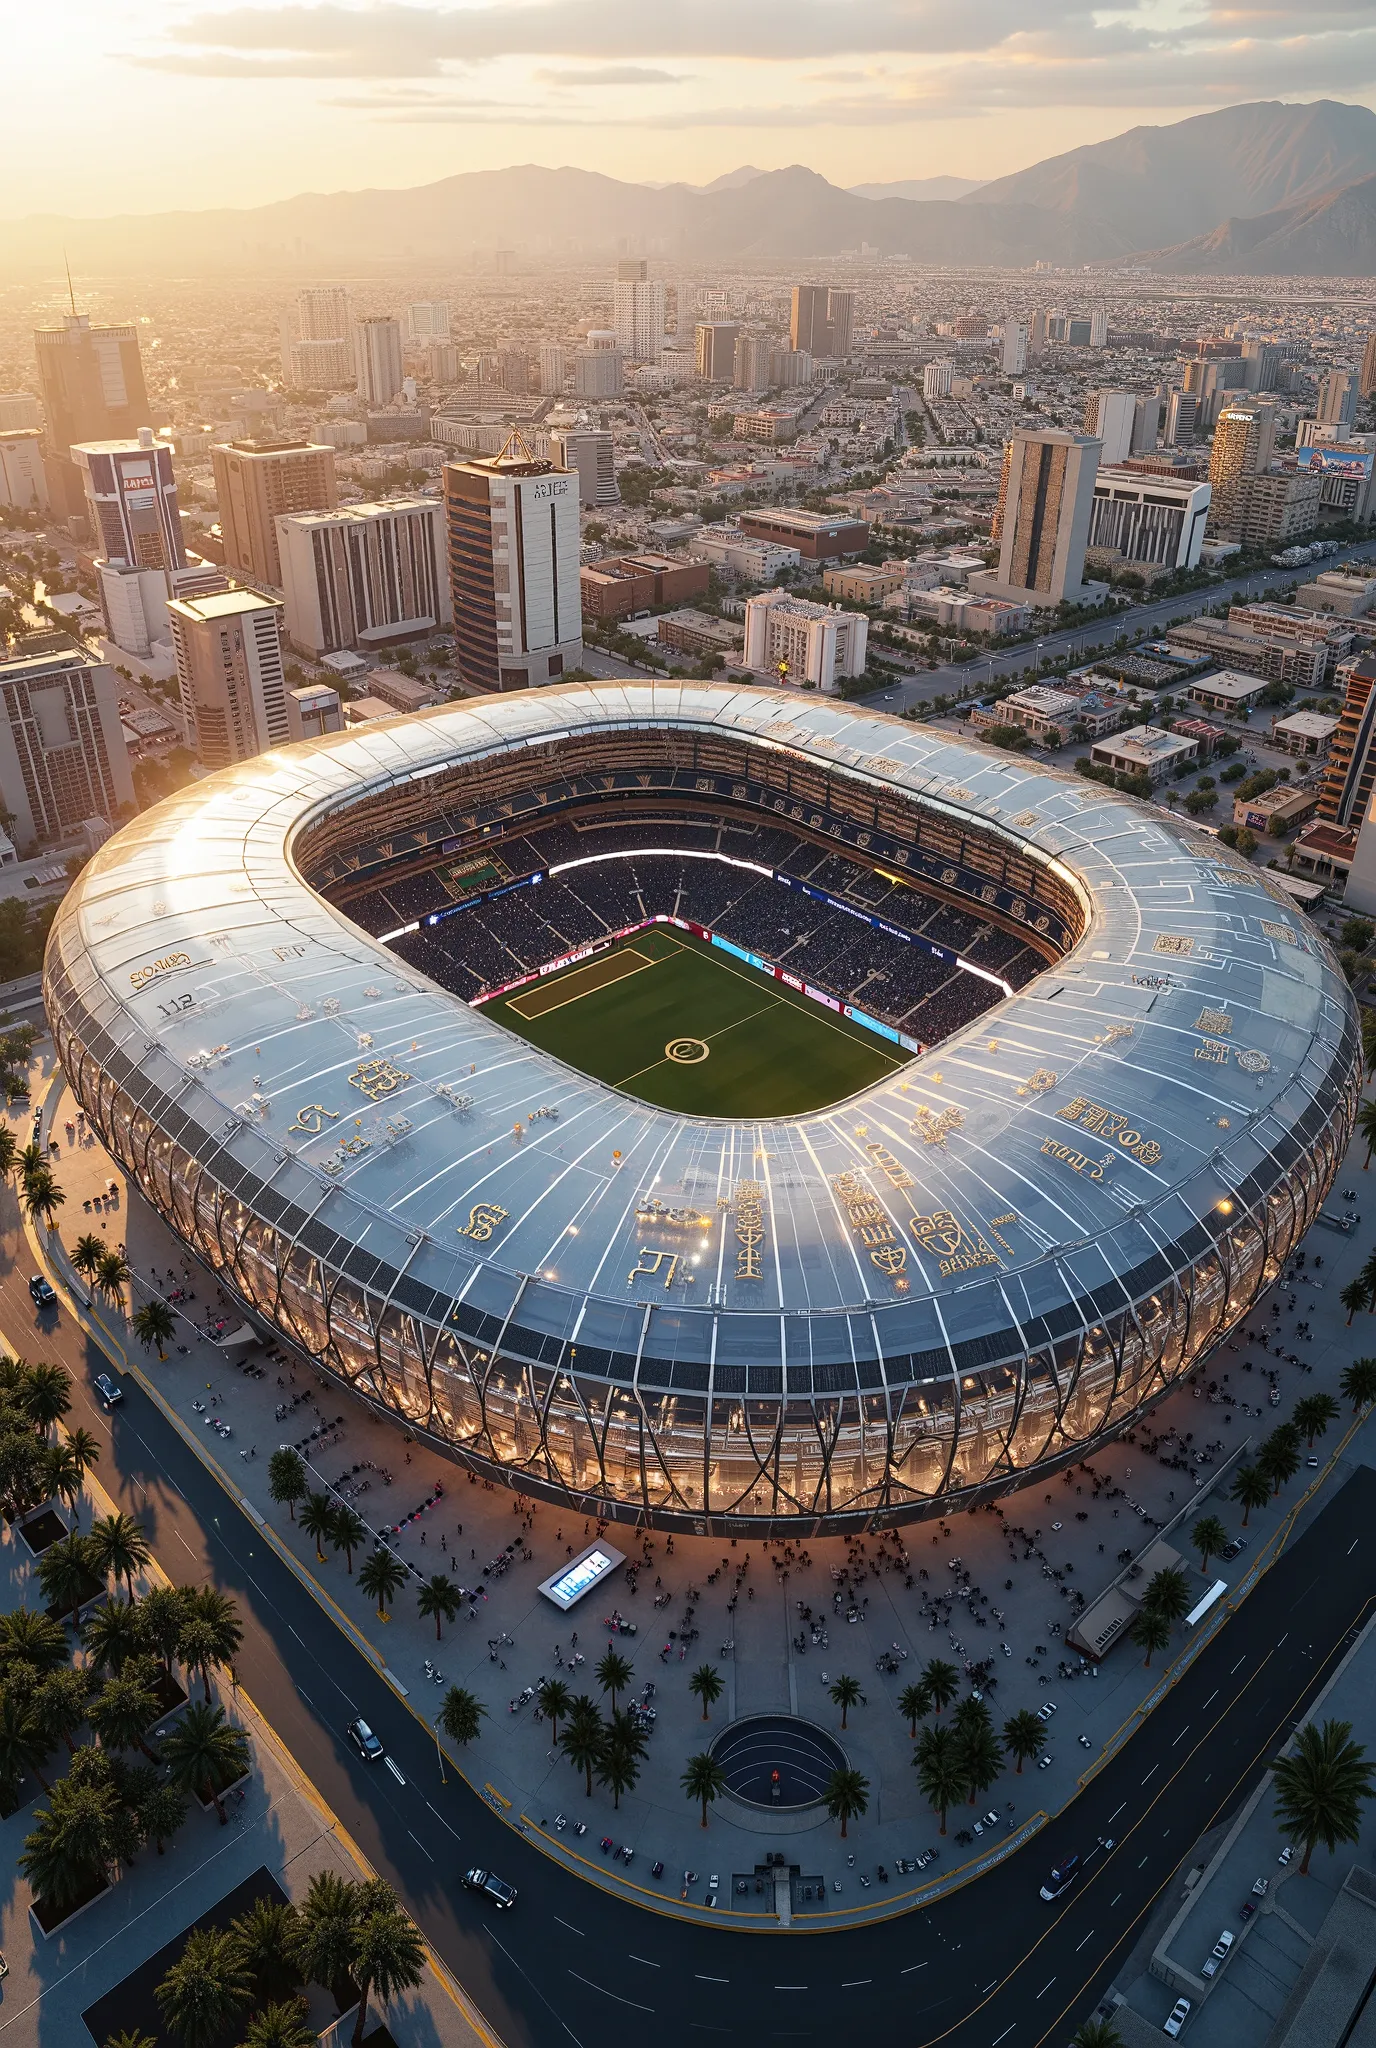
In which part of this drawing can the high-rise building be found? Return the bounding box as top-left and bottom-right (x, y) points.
(0, 432), (48, 511)
(0, 395), (40, 433)
(537, 345), (566, 395)
(1234, 471), (1321, 552)
(573, 350), (623, 399)
(1081, 391), (1137, 466)
(768, 347), (813, 389)
(1131, 395), (1162, 454)
(496, 350), (529, 395)
(426, 341), (459, 384)
(443, 438), (582, 693)
(1242, 340), (1281, 393)
(1029, 309), (1048, 355)
(695, 322), (739, 382)
(168, 589), (289, 767)
(0, 637), (134, 850)
(790, 286), (852, 359)
(1320, 653), (1376, 825)
(825, 290), (854, 360)
(210, 437), (338, 589)
(407, 302), (451, 342)
(1361, 333), (1376, 402)
(969, 429), (1101, 607)
(923, 360), (954, 401)
(290, 338), (354, 390)
(549, 429), (618, 509)
(1207, 402), (1277, 537)
(1089, 307), (1109, 348)
(353, 317), (404, 406)
(1087, 467), (1211, 570)
(1165, 389), (1198, 446)
(1001, 322), (1029, 377)
(733, 332), (772, 394)
(613, 262), (665, 361)
(297, 288), (350, 341)
(32, 313), (150, 520)
(71, 428), (186, 572)
(1316, 370), (1357, 435)
(277, 499), (450, 658)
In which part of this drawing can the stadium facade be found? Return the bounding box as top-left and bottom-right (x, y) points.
(44, 685), (1360, 1534)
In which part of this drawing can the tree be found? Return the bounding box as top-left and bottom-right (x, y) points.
(32, 1665), (89, 1758)
(921, 1657), (960, 1714)
(0, 1685), (48, 1795)
(829, 1674), (862, 1729)
(916, 1723), (968, 1834)
(329, 1504), (367, 1575)
(71, 1233), (105, 1304)
(161, 1699), (250, 1825)
(0, 1604), (69, 1678)
(1341, 1358), (1376, 1413)
(1272, 1717), (1376, 1875)
(536, 1677), (571, 1741)
(1130, 1605), (1172, 1668)
(230, 1896), (303, 2005)
(139, 1583), (192, 1684)
(299, 1493), (335, 1565)
(267, 1448), (308, 1523)
(141, 1780), (188, 1855)
(239, 2002), (315, 2048)
(1070, 2022), (1124, 2048)
(131, 1300), (176, 1361)
(1231, 1463), (1272, 1527)
(1003, 1709), (1043, 1775)
(88, 1660), (160, 1761)
(958, 1724), (1003, 1806)
(899, 1682), (928, 1738)
(595, 1647), (633, 1708)
(823, 1765), (870, 1839)
(154, 1927), (253, 2048)
(1143, 1566), (1191, 1625)
(104, 2033), (158, 2048)
(1293, 1393), (1340, 1447)
(83, 1594), (144, 1677)
(688, 1662), (724, 1721)
(22, 1362), (72, 1437)
(1341, 1280), (1370, 1326)
(20, 1771), (123, 1910)
(1259, 1426), (1302, 1496)
(681, 1750), (727, 1828)
(1190, 1515), (1228, 1575)
(23, 1169), (64, 1233)
(95, 1250), (131, 1306)
(1359, 1098), (1376, 1168)
(438, 1685), (486, 1748)
(288, 1871), (358, 2010)
(43, 1440), (87, 1527)
(561, 1696), (604, 1798)
(179, 1588), (243, 1700)
(88, 1511), (151, 1602)
(37, 1530), (96, 1625)
(596, 1730), (641, 1810)
(350, 1888), (425, 2048)
(416, 1572), (460, 1639)
(358, 1548), (405, 1622)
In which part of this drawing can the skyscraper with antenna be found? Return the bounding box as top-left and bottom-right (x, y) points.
(33, 307), (151, 523)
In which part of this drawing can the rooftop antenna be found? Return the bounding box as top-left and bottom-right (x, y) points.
(64, 251), (77, 316)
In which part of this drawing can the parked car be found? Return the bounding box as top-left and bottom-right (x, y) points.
(27, 1274), (56, 1309)
(346, 1718), (384, 1763)
(1036, 1701), (1058, 1721)
(1201, 1930), (1234, 1978)
(1221, 1537), (1248, 1561)
(463, 1868), (516, 1910)
(1278, 1844), (1295, 1866)
(1164, 1996), (1192, 2037)
(93, 1372), (123, 1408)
(1040, 1853), (1080, 1901)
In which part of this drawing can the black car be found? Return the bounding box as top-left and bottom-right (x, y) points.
(463, 1867), (516, 1910)
(28, 1275), (56, 1309)
(1040, 1852), (1081, 1900)
(346, 1717), (384, 1763)
(94, 1372), (123, 1408)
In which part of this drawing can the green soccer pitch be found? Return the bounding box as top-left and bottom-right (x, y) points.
(484, 927), (910, 1116)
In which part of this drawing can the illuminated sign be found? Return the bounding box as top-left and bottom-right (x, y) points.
(538, 1542), (625, 1611)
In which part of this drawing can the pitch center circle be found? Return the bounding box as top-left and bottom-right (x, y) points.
(665, 1036), (710, 1063)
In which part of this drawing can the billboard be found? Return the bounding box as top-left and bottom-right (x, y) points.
(1296, 446), (1374, 479)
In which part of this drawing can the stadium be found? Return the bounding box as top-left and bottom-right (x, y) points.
(44, 683), (1361, 1535)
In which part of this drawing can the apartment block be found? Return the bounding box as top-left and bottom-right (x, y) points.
(277, 499), (450, 657)
(211, 437), (338, 588)
(167, 589), (289, 767)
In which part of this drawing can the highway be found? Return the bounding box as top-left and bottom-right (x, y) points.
(7, 1233), (1374, 2048)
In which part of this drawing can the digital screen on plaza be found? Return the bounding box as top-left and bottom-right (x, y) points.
(539, 1544), (624, 1611)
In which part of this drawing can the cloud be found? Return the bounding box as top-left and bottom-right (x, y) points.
(536, 64), (690, 86)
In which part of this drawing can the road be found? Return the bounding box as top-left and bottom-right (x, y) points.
(7, 1230), (1374, 2048)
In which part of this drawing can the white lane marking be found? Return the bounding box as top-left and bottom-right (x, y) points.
(406, 1829), (434, 1861)
(1231, 1655), (1247, 1673)
(1035, 1979), (1056, 1999)
(555, 1918), (584, 1936)
(774, 1985), (808, 1991)
(1349, 1538), (1360, 1555)
(1141, 1764), (1159, 1783)
(384, 1757), (406, 1785)
(842, 1980), (871, 1988)
(628, 1955), (660, 1967)
(424, 1799), (462, 1841)
(696, 1975), (729, 1983)
(901, 1963), (929, 1974)
(568, 1971), (653, 2013)
(1075, 1931), (1095, 1952)
(1203, 1691), (1218, 1709)
(1111, 1892), (1122, 1905)
(1108, 1803), (1125, 1823)
(992, 2028), (1017, 2045)
(1172, 1726), (1191, 1746)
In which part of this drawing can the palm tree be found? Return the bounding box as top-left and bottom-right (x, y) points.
(32, 1665), (89, 1757)
(898, 1682), (928, 1738)
(329, 1504), (367, 1575)
(1130, 1605), (1172, 1668)
(561, 1696), (604, 1798)
(88, 1511), (151, 1602)
(829, 1673), (862, 1729)
(20, 1777), (121, 1911)
(288, 1871), (359, 2010)
(131, 1300), (176, 1361)
(1071, 2021), (1124, 2048)
(0, 1605), (69, 1677)
(921, 1657), (960, 1715)
(154, 1926), (253, 2048)
(688, 1662), (724, 1721)
(438, 1685), (486, 1748)
(142, 1780), (188, 1856)
(596, 1647), (634, 1708)
(0, 1127), (18, 1181)
(681, 1750), (727, 1828)
(1003, 1709), (1043, 1775)
(298, 1493), (335, 1565)
(958, 1724), (1003, 1806)
(43, 1441), (86, 1527)
(357, 1548), (405, 1622)
(1359, 1098), (1376, 1168)
(104, 2032), (158, 2048)
(23, 1169), (64, 1234)
(416, 1573), (460, 1639)
(267, 1448), (308, 1523)
(22, 1362), (71, 1437)
(1293, 1392), (1340, 1447)
(161, 1699), (250, 1825)
(138, 1583), (191, 1685)
(596, 1731), (641, 1810)
(916, 1722), (968, 1834)
(1342, 1279), (1370, 1326)
(37, 1530), (96, 1625)
(1272, 1717), (1376, 1875)
(1143, 1566), (1191, 1624)
(88, 1661), (160, 1761)
(239, 2001), (315, 2048)
(95, 1250), (131, 1307)
(1190, 1515), (1228, 1575)
(230, 1897), (303, 2005)
(184, 1588), (243, 1693)
(70, 1233), (105, 1304)
(536, 1677), (572, 1742)
(0, 1687), (48, 1796)
(1362, 1006), (1376, 1077)
(823, 1765), (870, 1839)
(82, 1594), (144, 1678)
(1259, 1426), (1302, 1496)
(1341, 1358), (1376, 1412)
(349, 1890), (425, 2048)
(1232, 1463), (1273, 1527)
(953, 1694), (994, 1741)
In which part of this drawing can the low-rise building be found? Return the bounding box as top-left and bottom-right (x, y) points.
(656, 608), (742, 659)
(904, 586), (1032, 636)
(1270, 709), (1339, 758)
(686, 523), (801, 581)
(737, 508), (869, 561)
(1166, 616), (1331, 690)
(972, 685), (1081, 745)
(1233, 783), (1318, 834)
(1186, 668), (1268, 716)
(365, 668), (444, 714)
(1227, 601), (1355, 679)
(1090, 725), (1199, 783)
(1293, 818), (1357, 883)
(580, 551), (709, 621)
(742, 590), (868, 694)
(1295, 567), (1376, 618)
(822, 565), (904, 604)
(286, 683), (343, 740)
(342, 695), (403, 726)
(732, 407), (804, 444)
(1168, 716), (1228, 760)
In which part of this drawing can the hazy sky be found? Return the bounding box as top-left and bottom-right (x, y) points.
(6, 1), (1376, 215)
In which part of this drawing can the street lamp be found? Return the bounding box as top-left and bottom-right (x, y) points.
(432, 1716), (447, 1784)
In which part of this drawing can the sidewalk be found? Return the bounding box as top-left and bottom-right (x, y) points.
(31, 1059), (1376, 1927)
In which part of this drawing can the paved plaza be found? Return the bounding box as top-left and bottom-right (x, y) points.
(29, 1056), (1376, 1925)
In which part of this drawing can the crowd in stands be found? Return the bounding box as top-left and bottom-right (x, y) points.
(338, 812), (1046, 1047)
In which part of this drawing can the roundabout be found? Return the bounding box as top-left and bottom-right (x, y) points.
(709, 1715), (850, 1810)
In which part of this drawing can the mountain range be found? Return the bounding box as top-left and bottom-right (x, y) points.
(5, 99), (1376, 277)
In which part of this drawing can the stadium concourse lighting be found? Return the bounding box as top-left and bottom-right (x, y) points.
(45, 683), (1360, 1536)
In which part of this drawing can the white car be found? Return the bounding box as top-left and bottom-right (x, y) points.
(1164, 1996), (1191, 2037)
(1201, 1930), (1234, 1978)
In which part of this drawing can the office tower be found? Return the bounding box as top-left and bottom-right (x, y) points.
(573, 350), (623, 399)
(1362, 333), (1376, 402)
(1131, 395), (1162, 454)
(298, 288), (350, 341)
(496, 350), (529, 395)
(289, 339), (353, 390)
(970, 429), (1101, 607)
(277, 499), (450, 657)
(1001, 322), (1029, 377)
(733, 332), (772, 394)
(0, 638), (133, 850)
(1320, 655), (1376, 825)
(0, 432), (48, 510)
(32, 313), (151, 520)
(407, 302), (451, 342)
(71, 428), (186, 572)
(168, 589), (289, 767)
(923, 360), (954, 401)
(0, 395), (40, 432)
(1089, 307), (1109, 348)
(1317, 370), (1357, 435)
(824, 290), (854, 359)
(618, 258), (647, 281)
(549, 428), (618, 509)
(443, 437), (582, 693)
(790, 286), (829, 356)
(1165, 389), (1198, 445)
(427, 341), (459, 383)
(211, 437), (338, 590)
(537, 345), (566, 395)
(695, 322), (739, 382)
(286, 683), (343, 741)
(743, 591), (868, 694)
(353, 317), (404, 405)
(613, 266), (665, 362)
(1088, 467), (1211, 569)
(1207, 402), (1277, 536)
(1242, 340), (1281, 393)
(1029, 309), (1048, 355)
(1081, 391), (1136, 466)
